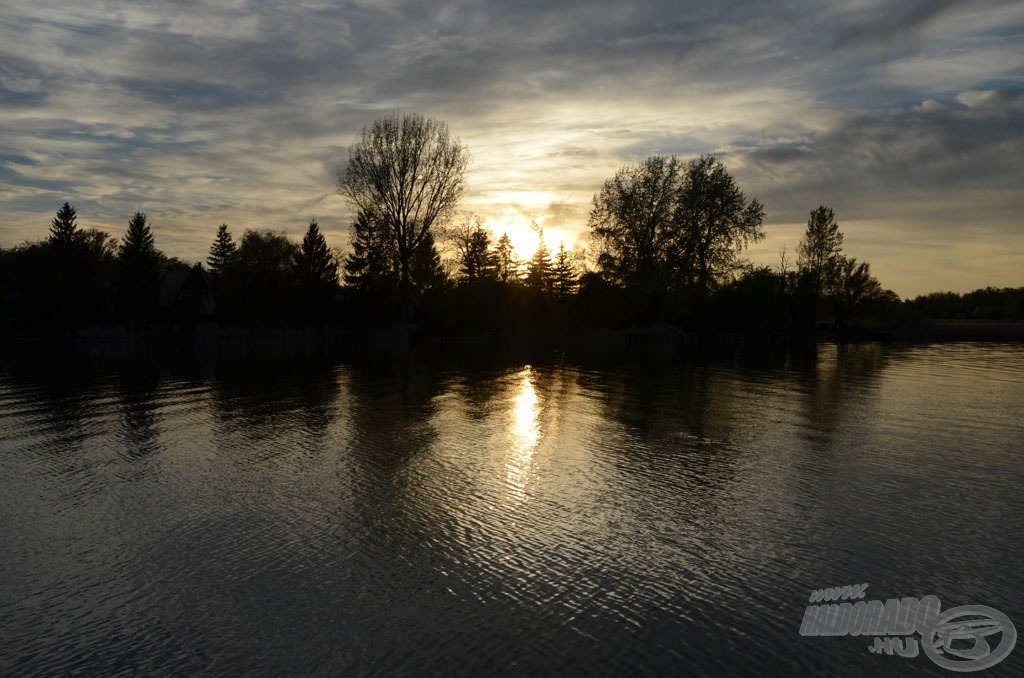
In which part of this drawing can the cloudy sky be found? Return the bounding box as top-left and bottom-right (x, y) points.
(1, 0), (1022, 296)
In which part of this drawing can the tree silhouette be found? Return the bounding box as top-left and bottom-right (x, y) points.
(833, 256), (882, 338)
(37, 203), (117, 327)
(230, 230), (299, 325)
(207, 223), (237, 278)
(121, 211), (155, 255)
(344, 209), (398, 295)
(295, 220), (338, 289)
(451, 214), (497, 283)
(337, 113), (469, 308)
(551, 242), (578, 297)
(494, 233), (519, 284)
(117, 211), (162, 322)
(675, 155), (765, 297)
(588, 155), (763, 322)
(409, 231), (447, 293)
(797, 206), (844, 299)
(526, 229), (553, 292)
(48, 202), (81, 249)
(294, 220), (338, 321)
(589, 155), (681, 291)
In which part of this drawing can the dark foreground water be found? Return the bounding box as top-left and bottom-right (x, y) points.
(1, 343), (1022, 677)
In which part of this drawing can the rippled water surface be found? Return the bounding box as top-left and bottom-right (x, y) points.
(2, 343), (1022, 676)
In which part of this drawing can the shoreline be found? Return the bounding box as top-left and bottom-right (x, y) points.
(3, 320), (1023, 359)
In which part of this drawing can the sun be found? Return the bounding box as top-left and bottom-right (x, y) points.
(481, 218), (578, 261)
(490, 220), (541, 259)
(463, 189), (576, 257)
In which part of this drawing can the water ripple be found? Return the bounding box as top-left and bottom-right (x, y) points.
(1, 345), (1022, 676)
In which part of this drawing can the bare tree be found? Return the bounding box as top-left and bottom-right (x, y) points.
(777, 243), (791, 293)
(338, 113), (470, 305)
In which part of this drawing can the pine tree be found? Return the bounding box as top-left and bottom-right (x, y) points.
(207, 223), (237, 277)
(551, 242), (578, 297)
(410, 231), (447, 293)
(344, 210), (398, 294)
(526, 229), (553, 292)
(295, 220), (338, 290)
(120, 212), (156, 259)
(494, 233), (518, 283)
(294, 220), (338, 320)
(48, 202), (80, 248)
(118, 211), (162, 321)
(454, 221), (497, 283)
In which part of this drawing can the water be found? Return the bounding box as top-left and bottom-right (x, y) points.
(1, 343), (1022, 676)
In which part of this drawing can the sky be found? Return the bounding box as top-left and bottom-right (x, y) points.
(1, 0), (1022, 297)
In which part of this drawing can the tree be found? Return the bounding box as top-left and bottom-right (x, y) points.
(207, 224), (237, 277)
(121, 211), (156, 257)
(343, 209), (398, 295)
(551, 242), (578, 297)
(797, 206), (844, 299)
(588, 155), (681, 290)
(674, 155), (765, 296)
(526, 229), (553, 292)
(295, 220), (337, 290)
(588, 155), (763, 322)
(293, 220), (338, 321)
(494, 233), (518, 284)
(337, 113), (470, 305)
(409, 230), (447, 293)
(49, 202), (81, 249)
(833, 256), (883, 338)
(714, 265), (788, 332)
(450, 214), (497, 284)
(118, 211), (162, 321)
(230, 230), (300, 325)
(236, 229), (297, 276)
(37, 203), (117, 328)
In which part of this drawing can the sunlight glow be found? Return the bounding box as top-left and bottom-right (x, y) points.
(491, 219), (539, 258)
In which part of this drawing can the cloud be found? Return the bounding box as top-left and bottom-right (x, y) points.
(731, 89), (1024, 294)
(0, 0), (1021, 295)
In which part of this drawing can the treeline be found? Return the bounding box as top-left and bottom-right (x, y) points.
(905, 288), (1024, 321)
(2, 113), (1020, 338)
(0, 204), (342, 330)
(4, 197), (1018, 339)
(0, 204), (179, 330)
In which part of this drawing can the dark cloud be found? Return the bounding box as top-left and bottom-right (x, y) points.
(737, 90), (1024, 221)
(830, 0), (960, 50)
(0, 0), (1021, 293)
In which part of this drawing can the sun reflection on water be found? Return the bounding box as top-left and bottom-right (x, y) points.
(506, 367), (540, 502)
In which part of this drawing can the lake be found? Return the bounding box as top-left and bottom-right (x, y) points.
(1, 342), (1022, 676)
